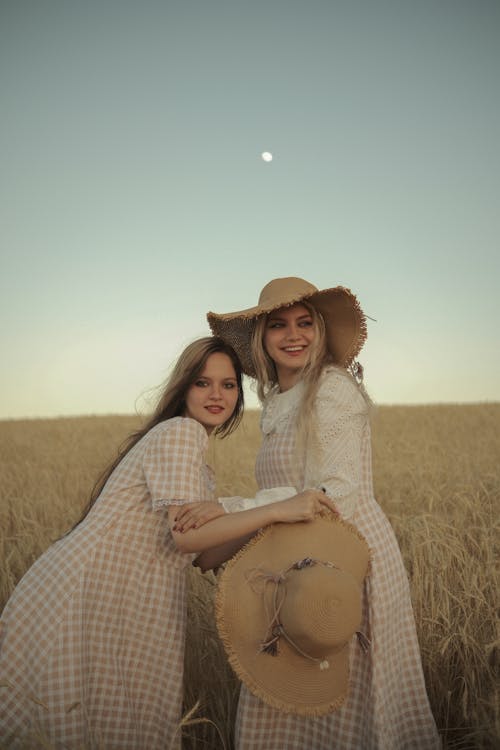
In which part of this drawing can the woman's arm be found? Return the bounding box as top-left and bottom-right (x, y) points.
(305, 369), (368, 519)
(167, 490), (336, 554)
(193, 533), (254, 573)
(173, 486), (297, 532)
(172, 501), (225, 532)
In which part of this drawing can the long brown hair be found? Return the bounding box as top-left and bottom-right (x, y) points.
(70, 337), (244, 531)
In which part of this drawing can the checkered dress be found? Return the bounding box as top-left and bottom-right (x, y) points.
(0, 417), (214, 750)
(235, 368), (441, 749)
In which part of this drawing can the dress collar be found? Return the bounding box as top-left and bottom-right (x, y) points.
(261, 380), (305, 434)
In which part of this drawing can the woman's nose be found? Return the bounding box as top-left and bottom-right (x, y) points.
(285, 324), (300, 340)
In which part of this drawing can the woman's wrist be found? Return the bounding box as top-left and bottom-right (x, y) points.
(266, 500), (284, 524)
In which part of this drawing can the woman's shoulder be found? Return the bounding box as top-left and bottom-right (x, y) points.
(316, 366), (368, 412)
(147, 416), (209, 447)
(317, 365), (357, 392)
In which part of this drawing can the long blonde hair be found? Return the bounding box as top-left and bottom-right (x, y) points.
(69, 337), (244, 531)
(250, 302), (330, 449)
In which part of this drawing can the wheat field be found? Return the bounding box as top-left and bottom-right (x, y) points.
(0, 405), (499, 749)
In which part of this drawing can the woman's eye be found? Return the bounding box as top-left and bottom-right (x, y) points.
(299, 319), (313, 327)
(223, 382), (236, 389)
(194, 380), (208, 387)
(268, 322), (283, 329)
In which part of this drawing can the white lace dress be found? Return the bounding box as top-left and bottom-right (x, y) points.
(234, 367), (441, 750)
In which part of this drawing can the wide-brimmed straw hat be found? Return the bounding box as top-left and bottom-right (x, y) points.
(207, 276), (367, 377)
(216, 513), (371, 716)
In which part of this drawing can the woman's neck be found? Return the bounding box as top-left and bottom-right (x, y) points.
(277, 369), (302, 393)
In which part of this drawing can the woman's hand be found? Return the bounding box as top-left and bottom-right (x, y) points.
(273, 489), (338, 524)
(173, 502), (225, 532)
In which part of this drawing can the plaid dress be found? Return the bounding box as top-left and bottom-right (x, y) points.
(0, 417), (214, 750)
(235, 368), (441, 749)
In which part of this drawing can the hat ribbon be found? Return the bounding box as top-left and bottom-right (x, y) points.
(348, 360), (364, 384)
(245, 557), (370, 670)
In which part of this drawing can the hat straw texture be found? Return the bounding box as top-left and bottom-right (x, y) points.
(216, 513), (371, 716)
(207, 277), (367, 377)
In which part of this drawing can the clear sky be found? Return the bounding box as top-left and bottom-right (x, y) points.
(1, 0), (499, 419)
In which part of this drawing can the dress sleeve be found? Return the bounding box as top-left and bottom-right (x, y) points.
(142, 419), (208, 511)
(220, 486), (297, 513)
(304, 369), (368, 519)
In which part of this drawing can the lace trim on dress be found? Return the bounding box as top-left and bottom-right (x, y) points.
(154, 498), (194, 508)
(203, 464), (216, 494)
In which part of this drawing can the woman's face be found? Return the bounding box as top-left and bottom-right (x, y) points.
(184, 352), (240, 434)
(263, 303), (316, 386)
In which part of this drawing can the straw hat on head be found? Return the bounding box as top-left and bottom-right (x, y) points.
(207, 276), (367, 377)
(215, 513), (371, 716)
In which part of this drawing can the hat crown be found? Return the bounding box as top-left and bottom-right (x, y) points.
(216, 516), (371, 716)
(258, 277), (318, 309)
(280, 566), (362, 658)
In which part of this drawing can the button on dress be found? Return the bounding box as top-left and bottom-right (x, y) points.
(0, 417), (214, 750)
(235, 368), (441, 749)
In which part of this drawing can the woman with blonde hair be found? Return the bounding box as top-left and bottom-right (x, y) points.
(0, 335), (332, 750)
(195, 278), (441, 749)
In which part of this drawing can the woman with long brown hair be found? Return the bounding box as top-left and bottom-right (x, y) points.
(0, 335), (332, 750)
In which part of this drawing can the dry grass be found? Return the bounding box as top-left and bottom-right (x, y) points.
(0, 405), (499, 749)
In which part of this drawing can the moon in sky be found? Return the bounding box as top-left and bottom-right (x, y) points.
(261, 151), (273, 162)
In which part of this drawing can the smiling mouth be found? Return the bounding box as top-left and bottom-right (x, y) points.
(282, 346), (306, 353)
(206, 406), (224, 414)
